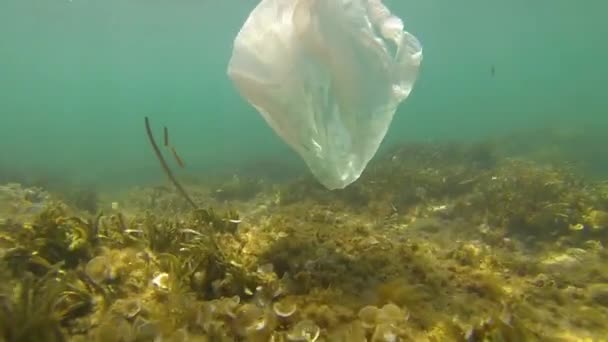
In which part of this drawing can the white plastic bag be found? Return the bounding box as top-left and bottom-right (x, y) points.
(227, 0), (422, 189)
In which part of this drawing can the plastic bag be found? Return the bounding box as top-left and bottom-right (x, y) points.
(227, 0), (422, 190)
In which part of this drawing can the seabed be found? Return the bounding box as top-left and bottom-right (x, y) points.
(1, 140), (608, 341)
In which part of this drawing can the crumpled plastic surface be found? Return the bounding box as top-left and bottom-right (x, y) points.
(227, 0), (422, 190)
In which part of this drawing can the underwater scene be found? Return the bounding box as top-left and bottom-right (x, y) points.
(1, 0), (608, 341)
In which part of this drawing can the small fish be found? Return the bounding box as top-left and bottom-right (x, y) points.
(490, 65), (495, 77)
(163, 126), (169, 147)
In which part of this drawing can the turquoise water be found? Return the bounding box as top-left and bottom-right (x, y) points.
(1, 0), (606, 188)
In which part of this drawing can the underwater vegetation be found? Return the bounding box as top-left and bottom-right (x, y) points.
(1, 138), (608, 341)
(492, 123), (608, 179)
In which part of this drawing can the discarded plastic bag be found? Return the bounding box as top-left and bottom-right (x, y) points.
(227, 0), (422, 190)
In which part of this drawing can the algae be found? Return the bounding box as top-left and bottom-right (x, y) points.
(1, 139), (607, 341)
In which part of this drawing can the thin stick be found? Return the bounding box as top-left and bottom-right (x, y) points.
(163, 126), (169, 147)
(170, 146), (185, 168)
(145, 117), (197, 209)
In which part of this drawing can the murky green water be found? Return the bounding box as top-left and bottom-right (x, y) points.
(2, 2), (608, 340)
(1, 0), (606, 187)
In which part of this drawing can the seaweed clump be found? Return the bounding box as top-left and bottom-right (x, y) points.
(3, 202), (98, 272)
